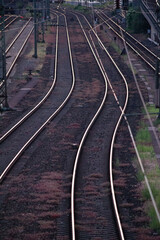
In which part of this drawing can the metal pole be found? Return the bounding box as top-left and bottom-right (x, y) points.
(0, 0), (9, 109)
(48, 0), (50, 20)
(33, 0), (37, 58)
(156, 4), (160, 118)
(42, 0), (45, 43)
(45, 0), (48, 30)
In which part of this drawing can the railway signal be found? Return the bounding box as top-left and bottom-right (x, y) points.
(114, 0), (120, 10)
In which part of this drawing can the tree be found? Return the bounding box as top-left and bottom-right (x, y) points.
(126, 7), (150, 33)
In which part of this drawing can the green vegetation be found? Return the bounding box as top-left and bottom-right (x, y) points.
(74, 4), (90, 13)
(154, 117), (160, 128)
(136, 170), (144, 182)
(16, 1), (24, 9)
(148, 206), (160, 232)
(63, 3), (91, 13)
(146, 103), (159, 115)
(115, 158), (120, 167)
(63, 3), (75, 9)
(135, 116), (160, 233)
(26, 5), (33, 17)
(146, 104), (160, 130)
(142, 183), (160, 233)
(110, 41), (121, 55)
(126, 7), (150, 33)
(136, 122), (151, 143)
(99, 0), (114, 9)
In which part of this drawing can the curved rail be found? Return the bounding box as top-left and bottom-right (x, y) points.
(5, 18), (32, 53)
(70, 11), (131, 240)
(4, 16), (18, 29)
(86, 13), (130, 240)
(96, 10), (157, 71)
(0, 19), (52, 141)
(95, 8), (160, 233)
(70, 13), (108, 240)
(156, 0), (160, 7)
(0, 19), (33, 89)
(100, 10), (158, 59)
(0, 12), (76, 182)
(6, 27), (34, 78)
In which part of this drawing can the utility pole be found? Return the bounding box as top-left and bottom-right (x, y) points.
(41, 0), (45, 43)
(45, 0), (50, 30)
(0, 0), (8, 110)
(45, 0), (48, 30)
(33, 0), (37, 58)
(47, 0), (50, 20)
(155, 59), (160, 119)
(156, 4), (160, 119)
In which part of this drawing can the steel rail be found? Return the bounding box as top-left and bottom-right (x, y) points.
(97, 11), (156, 66)
(96, 11), (156, 71)
(0, 24), (34, 89)
(0, 13), (58, 141)
(0, 16), (53, 141)
(77, 7), (160, 236)
(70, 13), (109, 240)
(99, 11), (160, 153)
(0, 11), (76, 182)
(99, 10), (159, 60)
(5, 18), (32, 53)
(0, 23), (33, 86)
(4, 16), (18, 29)
(141, 0), (158, 23)
(81, 13), (129, 240)
(89, 27), (129, 240)
(156, 0), (160, 7)
(95, 8), (160, 229)
(119, 26), (160, 223)
(6, 26), (34, 78)
(0, 15), (12, 26)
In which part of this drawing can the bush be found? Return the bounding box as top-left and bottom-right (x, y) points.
(126, 7), (150, 33)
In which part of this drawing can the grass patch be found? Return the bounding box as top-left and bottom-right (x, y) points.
(115, 158), (119, 167)
(146, 104), (159, 115)
(154, 118), (160, 128)
(135, 117), (160, 233)
(137, 144), (155, 159)
(136, 170), (144, 182)
(74, 5), (90, 13)
(142, 184), (160, 233)
(148, 206), (160, 233)
(27, 41), (47, 59)
(142, 187), (150, 200)
(37, 42), (46, 58)
(62, 3), (75, 9)
(135, 121), (151, 144)
(110, 41), (121, 54)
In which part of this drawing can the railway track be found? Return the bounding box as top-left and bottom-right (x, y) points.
(5, 18), (33, 78)
(0, 15), (18, 29)
(93, 7), (160, 239)
(95, 10), (159, 71)
(5, 18), (32, 53)
(0, 8), (126, 239)
(69, 11), (129, 240)
(0, 7), (158, 240)
(0, 18), (33, 90)
(0, 11), (76, 181)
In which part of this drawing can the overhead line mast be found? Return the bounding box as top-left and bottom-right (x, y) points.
(0, 0), (9, 111)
